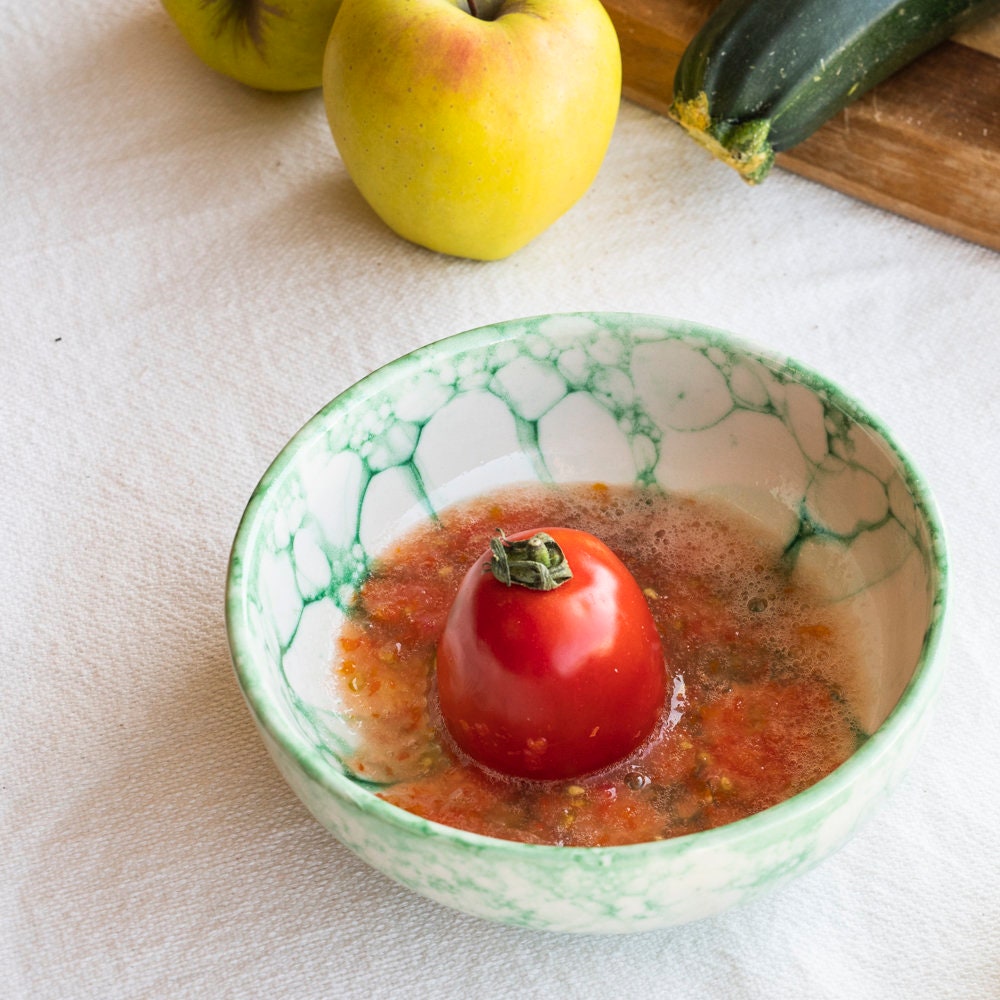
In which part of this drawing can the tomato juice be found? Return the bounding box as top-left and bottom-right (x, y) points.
(332, 482), (869, 847)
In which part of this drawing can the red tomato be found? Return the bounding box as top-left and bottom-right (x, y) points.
(435, 527), (667, 780)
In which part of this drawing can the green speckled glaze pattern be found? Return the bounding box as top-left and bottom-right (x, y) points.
(226, 313), (947, 934)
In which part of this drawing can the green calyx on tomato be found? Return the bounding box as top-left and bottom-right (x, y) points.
(436, 526), (668, 781)
(486, 529), (573, 591)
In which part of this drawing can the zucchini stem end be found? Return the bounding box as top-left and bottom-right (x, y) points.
(668, 93), (775, 185)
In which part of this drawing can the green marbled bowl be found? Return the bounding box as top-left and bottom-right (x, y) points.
(226, 313), (947, 934)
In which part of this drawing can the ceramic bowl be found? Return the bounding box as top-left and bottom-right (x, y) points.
(226, 312), (947, 934)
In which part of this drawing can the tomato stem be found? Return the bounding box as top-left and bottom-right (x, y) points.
(487, 530), (573, 591)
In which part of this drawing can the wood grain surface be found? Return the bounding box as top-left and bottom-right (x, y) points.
(604, 0), (1000, 251)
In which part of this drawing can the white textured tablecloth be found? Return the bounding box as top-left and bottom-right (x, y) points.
(4, 3), (1000, 998)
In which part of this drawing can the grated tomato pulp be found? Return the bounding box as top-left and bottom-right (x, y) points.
(332, 483), (868, 847)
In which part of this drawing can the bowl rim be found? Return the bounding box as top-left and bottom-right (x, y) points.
(225, 311), (949, 861)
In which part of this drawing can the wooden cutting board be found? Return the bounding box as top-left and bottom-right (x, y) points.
(603, 0), (1000, 251)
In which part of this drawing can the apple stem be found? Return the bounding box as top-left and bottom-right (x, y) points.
(463, 0), (505, 20)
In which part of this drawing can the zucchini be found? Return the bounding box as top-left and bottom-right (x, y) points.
(669, 0), (1000, 183)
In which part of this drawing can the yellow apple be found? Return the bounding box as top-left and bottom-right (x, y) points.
(162, 0), (343, 91)
(322, 0), (622, 260)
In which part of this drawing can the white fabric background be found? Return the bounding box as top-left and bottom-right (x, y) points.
(3, 3), (999, 998)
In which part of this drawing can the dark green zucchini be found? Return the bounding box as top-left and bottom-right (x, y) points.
(669, 0), (1000, 183)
